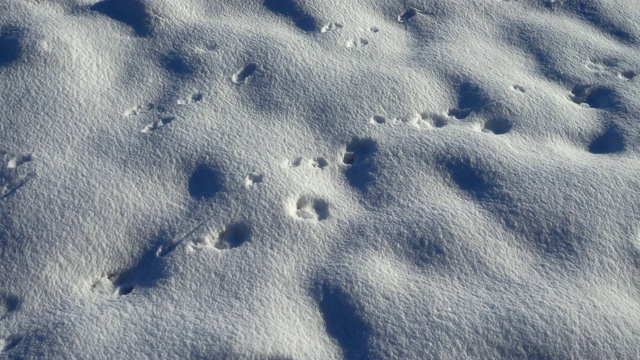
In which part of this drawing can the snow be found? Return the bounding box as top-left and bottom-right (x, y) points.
(1, 0), (639, 358)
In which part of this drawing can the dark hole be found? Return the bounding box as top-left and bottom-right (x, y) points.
(399, 8), (417, 23)
(188, 164), (222, 200)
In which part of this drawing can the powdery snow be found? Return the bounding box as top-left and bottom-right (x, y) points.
(1, 0), (640, 358)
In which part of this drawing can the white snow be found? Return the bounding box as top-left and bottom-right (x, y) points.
(1, 0), (640, 358)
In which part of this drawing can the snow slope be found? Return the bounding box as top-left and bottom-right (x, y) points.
(1, 0), (640, 358)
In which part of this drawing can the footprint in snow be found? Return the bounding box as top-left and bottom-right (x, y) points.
(512, 84), (526, 93)
(176, 92), (203, 105)
(244, 173), (264, 188)
(447, 81), (491, 120)
(569, 84), (617, 109)
(285, 157), (328, 169)
(91, 273), (133, 296)
(617, 70), (635, 80)
(342, 138), (377, 166)
(310, 157), (329, 169)
(232, 63), (258, 84)
(211, 223), (251, 250)
(287, 157), (303, 167)
(398, 8), (418, 23)
(480, 117), (512, 135)
(124, 103), (158, 117)
(321, 22), (343, 33)
(369, 115), (387, 125)
(418, 112), (448, 128)
(291, 196), (329, 221)
(586, 59), (636, 80)
(345, 38), (368, 48)
(185, 223), (251, 251)
(140, 116), (174, 133)
(397, 7), (431, 24)
(586, 59), (612, 73)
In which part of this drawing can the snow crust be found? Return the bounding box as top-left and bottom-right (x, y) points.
(1, 0), (640, 358)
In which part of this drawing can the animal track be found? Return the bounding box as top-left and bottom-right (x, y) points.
(447, 82), (491, 120)
(159, 222), (250, 253)
(244, 173), (264, 188)
(291, 196), (329, 221)
(311, 157), (329, 169)
(1, 151), (34, 200)
(91, 273), (133, 296)
(398, 7), (431, 24)
(212, 223), (251, 250)
(232, 63), (258, 84)
(586, 58), (613, 73)
(481, 117), (512, 135)
(97, 236), (176, 297)
(343, 138), (378, 192)
(286, 157), (328, 169)
(127, 93), (201, 133)
(512, 84), (526, 93)
(140, 116), (174, 133)
(398, 8), (418, 23)
(91, 274), (114, 294)
(345, 38), (368, 48)
(124, 103), (157, 117)
(420, 112), (448, 128)
(1, 335), (21, 353)
(321, 22), (343, 33)
(176, 93), (203, 105)
(370, 115), (386, 125)
(586, 59), (636, 80)
(386, 110), (511, 135)
(343, 138), (377, 166)
(287, 157), (303, 167)
(618, 70), (636, 80)
(569, 84), (616, 108)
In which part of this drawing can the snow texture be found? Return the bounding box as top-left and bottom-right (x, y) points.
(1, 0), (640, 358)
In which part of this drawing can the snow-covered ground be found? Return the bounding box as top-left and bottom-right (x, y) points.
(1, 0), (639, 358)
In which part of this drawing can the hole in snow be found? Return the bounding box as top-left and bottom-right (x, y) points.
(293, 196), (329, 221)
(232, 63), (258, 84)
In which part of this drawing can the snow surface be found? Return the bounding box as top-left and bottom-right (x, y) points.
(1, 0), (640, 358)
